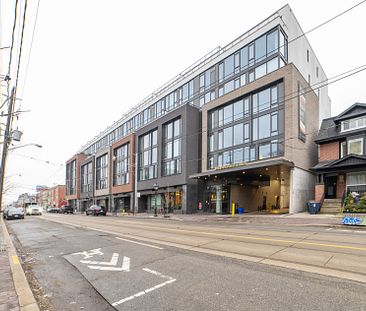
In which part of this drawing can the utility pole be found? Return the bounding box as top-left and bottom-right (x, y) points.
(0, 87), (15, 212)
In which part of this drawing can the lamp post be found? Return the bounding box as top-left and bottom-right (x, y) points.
(153, 183), (158, 217)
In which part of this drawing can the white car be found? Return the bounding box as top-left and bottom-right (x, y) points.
(26, 205), (42, 216)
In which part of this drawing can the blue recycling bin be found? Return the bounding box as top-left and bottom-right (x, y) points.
(238, 207), (244, 214)
(307, 201), (320, 214)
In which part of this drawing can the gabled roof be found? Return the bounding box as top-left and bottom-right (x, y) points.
(315, 103), (366, 143)
(312, 154), (366, 172)
(334, 102), (366, 122)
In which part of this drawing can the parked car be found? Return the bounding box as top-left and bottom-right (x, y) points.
(2, 207), (10, 219)
(60, 205), (74, 214)
(47, 207), (61, 213)
(26, 205), (42, 216)
(86, 205), (106, 216)
(5, 207), (24, 220)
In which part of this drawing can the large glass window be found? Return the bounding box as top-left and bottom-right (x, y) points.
(255, 35), (266, 63)
(224, 55), (234, 79)
(66, 160), (76, 195)
(267, 30), (278, 56)
(234, 123), (243, 146)
(139, 130), (158, 180)
(113, 143), (130, 186)
(88, 27), (287, 157)
(81, 162), (93, 193)
(96, 154), (108, 190)
(163, 118), (182, 176)
(207, 82), (284, 169)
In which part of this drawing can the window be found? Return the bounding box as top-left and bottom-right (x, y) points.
(163, 118), (182, 176)
(253, 88), (270, 114)
(348, 138), (363, 155)
(223, 127), (233, 148)
(306, 50), (309, 62)
(253, 114), (271, 141)
(240, 46), (248, 69)
(341, 117), (366, 132)
(259, 143), (271, 159)
(255, 35), (266, 63)
(233, 100), (243, 121)
(113, 143), (130, 186)
(223, 104), (233, 125)
(224, 55), (234, 79)
(340, 141), (347, 158)
(267, 57), (278, 73)
(248, 44), (254, 66)
(81, 162), (93, 193)
(96, 154), (108, 190)
(255, 63), (266, 79)
(267, 30), (278, 56)
(138, 130), (158, 180)
(219, 63), (224, 83)
(234, 123), (243, 145)
(207, 82), (284, 168)
(66, 160), (76, 195)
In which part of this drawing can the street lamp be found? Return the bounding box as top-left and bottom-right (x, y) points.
(153, 183), (159, 217)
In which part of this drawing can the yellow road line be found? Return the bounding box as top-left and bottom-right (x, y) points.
(12, 255), (20, 265)
(113, 220), (366, 251)
(47, 216), (366, 252)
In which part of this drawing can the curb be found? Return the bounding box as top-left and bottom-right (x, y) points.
(0, 217), (40, 311)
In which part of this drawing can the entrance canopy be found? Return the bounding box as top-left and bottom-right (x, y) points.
(190, 158), (294, 184)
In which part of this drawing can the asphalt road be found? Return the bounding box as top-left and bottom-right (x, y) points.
(6, 216), (366, 311)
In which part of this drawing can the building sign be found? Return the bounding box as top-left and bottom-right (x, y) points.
(342, 215), (366, 226)
(298, 84), (306, 142)
(215, 162), (248, 171)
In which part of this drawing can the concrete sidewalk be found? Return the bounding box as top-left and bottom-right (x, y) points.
(108, 211), (348, 227)
(0, 217), (39, 311)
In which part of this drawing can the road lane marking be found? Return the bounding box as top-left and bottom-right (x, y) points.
(45, 217), (366, 252)
(116, 236), (164, 250)
(12, 255), (19, 265)
(81, 253), (119, 265)
(88, 256), (130, 272)
(112, 268), (176, 307)
(71, 248), (104, 259)
(112, 222), (366, 252)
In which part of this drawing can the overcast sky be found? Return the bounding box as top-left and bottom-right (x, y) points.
(1, 0), (366, 203)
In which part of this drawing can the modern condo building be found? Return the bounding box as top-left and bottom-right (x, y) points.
(65, 5), (330, 214)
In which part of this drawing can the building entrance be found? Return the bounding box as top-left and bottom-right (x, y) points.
(205, 185), (230, 214)
(325, 176), (337, 199)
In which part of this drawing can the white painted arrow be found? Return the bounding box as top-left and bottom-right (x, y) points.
(80, 253), (119, 266)
(88, 256), (130, 272)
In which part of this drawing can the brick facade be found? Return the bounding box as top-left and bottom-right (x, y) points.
(336, 174), (346, 199)
(315, 184), (324, 202)
(319, 141), (339, 161)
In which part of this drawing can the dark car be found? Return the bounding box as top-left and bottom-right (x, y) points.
(86, 205), (106, 216)
(5, 207), (24, 220)
(47, 207), (61, 213)
(60, 205), (74, 214)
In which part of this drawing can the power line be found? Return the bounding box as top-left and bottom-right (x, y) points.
(14, 0), (28, 100)
(19, 0), (41, 102)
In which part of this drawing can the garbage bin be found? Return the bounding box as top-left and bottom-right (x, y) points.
(307, 201), (320, 214)
(238, 207), (244, 214)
